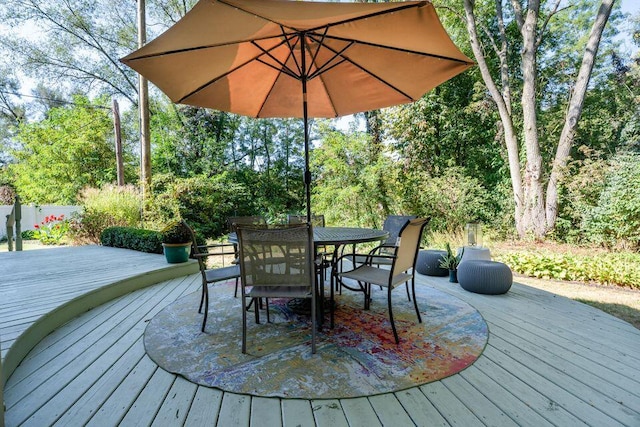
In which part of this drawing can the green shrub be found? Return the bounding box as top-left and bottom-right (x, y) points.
(21, 229), (37, 240)
(494, 250), (640, 290)
(145, 173), (253, 239)
(100, 226), (163, 254)
(583, 152), (640, 250)
(161, 220), (192, 244)
(70, 185), (142, 244)
(400, 167), (494, 234)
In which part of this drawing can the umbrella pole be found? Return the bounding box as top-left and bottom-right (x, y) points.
(301, 34), (312, 223)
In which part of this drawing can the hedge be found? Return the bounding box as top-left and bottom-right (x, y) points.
(100, 226), (163, 254)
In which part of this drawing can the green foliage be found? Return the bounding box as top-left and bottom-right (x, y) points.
(552, 147), (609, 244)
(439, 243), (464, 271)
(8, 96), (134, 204)
(583, 151), (640, 249)
(32, 214), (70, 245)
(21, 229), (36, 240)
(100, 226), (163, 254)
(385, 72), (503, 189)
(400, 168), (494, 234)
(146, 173), (255, 239)
(311, 123), (400, 229)
(69, 185), (142, 244)
(160, 220), (192, 244)
(151, 103), (240, 177)
(495, 251), (640, 290)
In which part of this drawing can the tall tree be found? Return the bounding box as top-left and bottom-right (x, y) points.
(0, 69), (25, 168)
(9, 95), (131, 204)
(462, 0), (616, 239)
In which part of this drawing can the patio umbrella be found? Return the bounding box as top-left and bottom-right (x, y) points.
(121, 0), (474, 220)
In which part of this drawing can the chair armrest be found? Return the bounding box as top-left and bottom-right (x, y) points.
(196, 242), (237, 256)
(368, 244), (396, 255)
(335, 252), (396, 267)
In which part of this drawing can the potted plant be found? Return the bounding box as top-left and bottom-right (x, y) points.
(439, 243), (464, 283)
(161, 220), (193, 263)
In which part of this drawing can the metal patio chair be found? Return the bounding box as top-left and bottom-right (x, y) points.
(336, 218), (429, 344)
(237, 223), (316, 354)
(183, 221), (241, 333)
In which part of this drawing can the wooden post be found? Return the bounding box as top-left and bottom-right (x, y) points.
(14, 196), (21, 251)
(113, 99), (125, 186)
(138, 0), (151, 195)
(5, 215), (12, 252)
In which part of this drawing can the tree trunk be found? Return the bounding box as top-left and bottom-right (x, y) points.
(463, 0), (525, 235)
(464, 0), (614, 240)
(519, 0), (548, 239)
(545, 0), (615, 230)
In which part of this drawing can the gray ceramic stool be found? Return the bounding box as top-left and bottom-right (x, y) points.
(416, 249), (448, 276)
(457, 260), (512, 294)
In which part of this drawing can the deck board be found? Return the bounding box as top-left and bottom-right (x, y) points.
(2, 247), (640, 426)
(458, 365), (553, 427)
(340, 397), (382, 427)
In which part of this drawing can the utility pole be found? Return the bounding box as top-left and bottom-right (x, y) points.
(138, 0), (151, 194)
(112, 98), (125, 186)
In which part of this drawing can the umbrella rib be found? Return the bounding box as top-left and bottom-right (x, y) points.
(306, 27), (329, 77)
(218, 0), (427, 36)
(306, 34), (354, 80)
(123, 33), (290, 61)
(176, 37), (297, 103)
(311, 37), (415, 102)
(303, 1), (429, 34)
(251, 37), (300, 80)
(322, 34), (473, 65)
(255, 57), (298, 80)
(280, 26), (303, 78)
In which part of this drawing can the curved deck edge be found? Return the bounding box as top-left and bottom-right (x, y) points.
(1, 260), (198, 385)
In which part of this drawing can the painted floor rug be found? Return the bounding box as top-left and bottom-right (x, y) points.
(144, 282), (488, 399)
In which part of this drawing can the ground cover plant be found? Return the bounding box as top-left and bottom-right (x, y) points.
(494, 249), (640, 289)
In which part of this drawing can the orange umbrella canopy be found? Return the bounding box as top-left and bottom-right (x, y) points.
(121, 0), (474, 119)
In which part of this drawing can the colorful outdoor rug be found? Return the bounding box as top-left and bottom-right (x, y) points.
(144, 282), (488, 399)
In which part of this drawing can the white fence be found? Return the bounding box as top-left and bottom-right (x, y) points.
(1, 205), (81, 239)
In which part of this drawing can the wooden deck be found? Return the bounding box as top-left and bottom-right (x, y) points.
(0, 246), (197, 378)
(2, 247), (640, 426)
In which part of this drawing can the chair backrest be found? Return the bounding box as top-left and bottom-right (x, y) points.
(228, 216), (267, 232)
(392, 218), (429, 276)
(382, 215), (417, 246)
(287, 214), (325, 227)
(237, 223), (314, 289)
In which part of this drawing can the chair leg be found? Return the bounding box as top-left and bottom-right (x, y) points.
(405, 282), (411, 302)
(198, 281), (206, 313)
(311, 295), (317, 354)
(234, 277), (239, 298)
(364, 283), (371, 310)
(411, 278), (422, 323)
(201, 285), (209, 332)
(388, 287), (399, 344)
(254, 298), (260, 324)
(266, 298), (270, 323)
(242, 296), (247, 354)
(330, 270), (335, 329)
